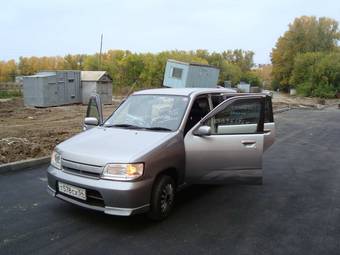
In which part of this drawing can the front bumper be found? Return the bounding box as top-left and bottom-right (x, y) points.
(47, 165), (153, 216)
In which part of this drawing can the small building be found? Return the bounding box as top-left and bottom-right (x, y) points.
(163, 59), (220, 88)
(250, 86), (261, 93)
(15, 75), (24, 86)
(223, 80), (232, 88)
(23, 71), (81, 107)
(81, 71), (113, 104)
(237, 82), (251, 93)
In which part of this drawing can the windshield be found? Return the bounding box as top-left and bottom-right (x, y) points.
(104, 94), (189, 131)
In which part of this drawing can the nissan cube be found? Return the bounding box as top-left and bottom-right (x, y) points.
(47, 88), (275, 220)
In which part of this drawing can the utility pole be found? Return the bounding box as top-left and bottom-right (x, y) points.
(98, 33), (103, 70)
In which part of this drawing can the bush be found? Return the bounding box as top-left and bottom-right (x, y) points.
(313, 82), (337, 98)
(291, 52), (340, 98)
(296, 82), (313, 97)
(241, 71), (262, 87)
(0, 90), (22, 99)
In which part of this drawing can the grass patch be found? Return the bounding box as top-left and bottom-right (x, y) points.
(0, 90), (22, 99)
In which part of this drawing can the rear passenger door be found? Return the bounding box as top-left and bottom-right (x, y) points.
(184, 95), (265, 184)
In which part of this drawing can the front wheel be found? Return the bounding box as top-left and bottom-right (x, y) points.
(147, 175), (175, 221)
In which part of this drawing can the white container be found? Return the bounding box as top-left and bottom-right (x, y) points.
(163, 59), (220, 88)
(290, 88), (297, 96)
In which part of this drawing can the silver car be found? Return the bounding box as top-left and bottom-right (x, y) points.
(47, 88), (275, 220)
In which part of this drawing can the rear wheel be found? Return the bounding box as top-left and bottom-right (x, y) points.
(147, 175), (175, 221)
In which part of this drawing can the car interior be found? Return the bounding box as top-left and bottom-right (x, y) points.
(184, 96), (210, 134)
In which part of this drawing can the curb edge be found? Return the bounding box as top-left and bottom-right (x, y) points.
(0, 156), (50, 174)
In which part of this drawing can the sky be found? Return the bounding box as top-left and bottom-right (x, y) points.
(1, 0), (340, 64)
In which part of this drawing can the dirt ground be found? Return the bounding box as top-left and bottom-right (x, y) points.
(0, 98), (117, 164)
(271, 92), (340, 110)
(1, 93), (339, 164)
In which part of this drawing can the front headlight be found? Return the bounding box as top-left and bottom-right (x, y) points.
(101, 163), (144, 181)
(51, 150), (61, 169)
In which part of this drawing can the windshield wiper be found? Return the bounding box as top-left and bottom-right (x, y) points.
(104, 124), (172, 131)
(143, 127), (172, 131)
(104, 124), (144, 129)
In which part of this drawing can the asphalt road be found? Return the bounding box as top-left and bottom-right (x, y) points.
(1, 108), (340, 255)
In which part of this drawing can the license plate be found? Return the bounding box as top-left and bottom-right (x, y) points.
(58, 182), (86, 200)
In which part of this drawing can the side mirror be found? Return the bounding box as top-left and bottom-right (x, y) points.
(84, 117), (99, 130)
(194, 125), (211, 136)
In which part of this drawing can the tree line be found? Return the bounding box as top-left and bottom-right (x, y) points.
(0, 50), (263, 90)
(3, 15), (339, 98)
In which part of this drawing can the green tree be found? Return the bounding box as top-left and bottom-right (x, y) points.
(63, 54), (86, 70)
(290, 52), (322, 91)
(219, 62), (242, 85)
(290, 52), (340, 98)
(254, 64), (272, 89)
(1, 49), (257, 92)
(241, 71), (261, 87)
(0, 60), (17, 82)
(271, 16), (340, 90)
(222, 49), (254, 72)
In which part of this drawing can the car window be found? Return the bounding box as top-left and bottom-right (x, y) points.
(204, 99), (261, 135)
(184, 96), (210, 134)
(104, 95), (189, 131)
(211, 94), (225, 108)
(210, 93), (236, 108)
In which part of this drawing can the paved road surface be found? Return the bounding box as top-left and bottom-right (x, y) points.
(1, 108), (340, 255)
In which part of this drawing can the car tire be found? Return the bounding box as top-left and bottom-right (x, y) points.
(147, 175), (176, 221)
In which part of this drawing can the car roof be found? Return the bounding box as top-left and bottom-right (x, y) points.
(133, 87), (237, 97)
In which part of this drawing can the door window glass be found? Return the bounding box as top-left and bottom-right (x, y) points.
(204, 100), (261, 135)
(211, 94), (236, 108)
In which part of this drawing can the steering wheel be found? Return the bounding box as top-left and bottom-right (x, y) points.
(126, 114), (146, 127)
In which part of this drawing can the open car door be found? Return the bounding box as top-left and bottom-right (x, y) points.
(263, 95), (275, 151)
(184, 95), (266, 184)
(83, 94), (103, 130)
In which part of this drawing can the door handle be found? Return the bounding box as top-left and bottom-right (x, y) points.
(264, 129), (271, 134)
(241, 140), (256, 145)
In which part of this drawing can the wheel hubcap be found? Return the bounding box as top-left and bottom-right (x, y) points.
(160, 183), (174, 213)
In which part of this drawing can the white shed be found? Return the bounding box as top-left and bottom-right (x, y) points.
(237, 82), (251, 93)
(81, 71), (113, 104)
(163, 59), (220, 88)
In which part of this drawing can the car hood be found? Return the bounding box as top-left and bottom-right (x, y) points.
(57, 127), (174, 166)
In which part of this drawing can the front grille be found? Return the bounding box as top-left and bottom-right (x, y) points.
(61, 159), (103, 179)
(86, 189), (105, 207)
(62, 166), (100, 179)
